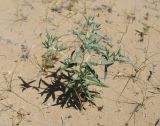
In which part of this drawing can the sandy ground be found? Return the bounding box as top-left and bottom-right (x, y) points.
(0, 0), (160, 126)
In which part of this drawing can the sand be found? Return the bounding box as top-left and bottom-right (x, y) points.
(0, 0), (160, 126)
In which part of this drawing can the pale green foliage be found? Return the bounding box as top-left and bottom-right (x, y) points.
(41, 16), (127, 109)
(42, 31), (66, 68)
(54, 16), (127, 109)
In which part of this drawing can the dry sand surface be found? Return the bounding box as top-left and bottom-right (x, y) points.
(0, 0), (160, 126)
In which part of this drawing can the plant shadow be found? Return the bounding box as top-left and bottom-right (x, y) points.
(19, 72), (82, 110)
(39, 72), (82, 110)
(18, 76), (38, 92)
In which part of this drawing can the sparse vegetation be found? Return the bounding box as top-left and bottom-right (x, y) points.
(40, 16), (127, 109)
(0, 0), (160, 125)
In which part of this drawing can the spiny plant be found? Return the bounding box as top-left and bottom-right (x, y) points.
(42, 31), (66, 69)
(52, 16), (127, 109)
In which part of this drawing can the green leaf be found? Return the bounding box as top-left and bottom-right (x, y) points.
(90, 92), (102, 99)
(65, 69), (80, 74)
(90, 82), (108, 87)
(42, 30), (61, 49)
(86, 75), (107, 87)
(73, 30), (84, 44)
(89, 43), (106, 51)
(74, 48), (84, 60)
(86, 90), (92, 100)
(85, 62), (98, 78)
(65, 87), (69, 94)
(58, 62), (78, 73)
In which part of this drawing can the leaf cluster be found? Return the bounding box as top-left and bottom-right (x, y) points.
(41, 16), (127, 109)
(55, 16), (127, 109)
(42, 31), (66, 68)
